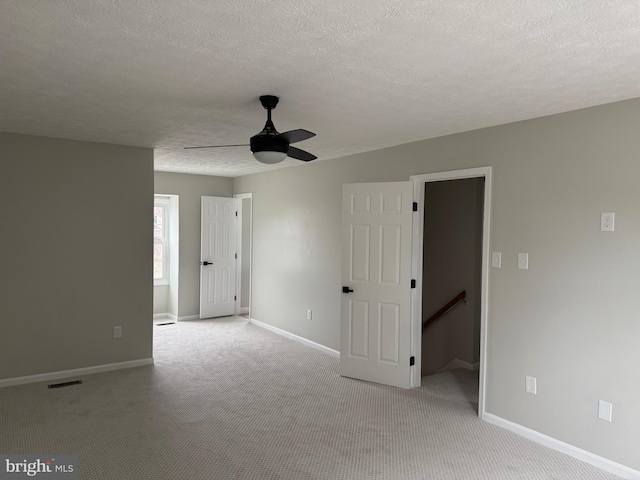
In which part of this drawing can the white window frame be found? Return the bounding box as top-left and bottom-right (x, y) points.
(154, 196), (170, 286)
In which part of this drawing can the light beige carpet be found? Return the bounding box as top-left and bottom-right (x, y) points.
(0, 316), (620, 479)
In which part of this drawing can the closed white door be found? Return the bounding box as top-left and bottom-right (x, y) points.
(341, 182), (414, 388)
(200, 196), (238, 319)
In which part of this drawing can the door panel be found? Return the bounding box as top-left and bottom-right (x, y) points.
(350, 225), (370, 282)
(349, 299), (369, 358)
(380, 225), (401, 284)
(340, 181), (413, 388)
(200, 196), (237, 319)
(379, 302), (399, 364)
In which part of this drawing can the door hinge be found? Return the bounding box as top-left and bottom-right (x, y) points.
(235, 211), (238, 216)
(410, 356), (415, 366)
(411, 279), (416, 288)
(234, 295), (237, 301)
(235, 253), (237, 259)
(412, 202), (418, 212)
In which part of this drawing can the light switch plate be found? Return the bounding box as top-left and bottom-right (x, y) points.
(518, 253), (529, 270)
(492, 252), (502, 268)
(600, 212), (615, 232)
(598, 400), (613, 422)
(525, 376), (537, 394)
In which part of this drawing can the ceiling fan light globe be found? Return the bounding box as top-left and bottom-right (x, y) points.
(253, 150), (287, 164)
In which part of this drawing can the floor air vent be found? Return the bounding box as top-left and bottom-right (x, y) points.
(156, 322), (176, 326)
(47, 380), (82, 389)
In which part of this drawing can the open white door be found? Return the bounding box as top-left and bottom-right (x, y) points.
(200, 196), (238, 319)
(341, 182), (414, 388)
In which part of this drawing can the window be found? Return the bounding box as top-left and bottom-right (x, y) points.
(154, 196), (170, 285)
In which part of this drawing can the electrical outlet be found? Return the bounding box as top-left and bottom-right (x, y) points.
(113, 326), (122, 339)
(307, 309), (312, 320)
(491, 252), (502, 268)
(518, 253), (529, 270)
(525, 376), (537, 394)
(600, 212), (615, 232)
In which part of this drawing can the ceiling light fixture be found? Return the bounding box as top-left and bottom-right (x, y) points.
(252, 150), (288, 164)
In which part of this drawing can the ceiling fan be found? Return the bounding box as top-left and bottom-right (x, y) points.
(184, 95), (317, 164)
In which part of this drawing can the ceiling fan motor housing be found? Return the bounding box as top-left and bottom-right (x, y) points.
(250, 133), (288, 155)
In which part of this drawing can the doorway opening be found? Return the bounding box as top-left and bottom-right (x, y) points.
(421, 177), (484, 378)
(153, 194), (179, 322)
(197, 194), (253, 320)
(410, 167), (491, 418)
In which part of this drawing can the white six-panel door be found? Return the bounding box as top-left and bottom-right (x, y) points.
(200, 196), (238, 319)
(340, 182), (414, 388)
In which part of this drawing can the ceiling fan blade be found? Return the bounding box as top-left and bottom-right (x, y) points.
(184, 144), (249, 150)
(287, 146), (317, 162)
(279, 129), (316, 144)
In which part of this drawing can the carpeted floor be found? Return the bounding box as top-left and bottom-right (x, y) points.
(0, 316), (620, 479)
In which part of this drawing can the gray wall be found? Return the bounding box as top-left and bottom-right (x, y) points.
(0, 132), (153, 379)
(422, 178), (483, 375)
(233, 98), (640, 470)
(154, 172), (233, 318)
(153, 284), (169, 315)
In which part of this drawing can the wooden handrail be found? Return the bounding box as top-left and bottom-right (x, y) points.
(423, 290), (466, 331)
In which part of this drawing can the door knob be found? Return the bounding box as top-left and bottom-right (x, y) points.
(342, 286), (354, 293)
(202, 261), (212, 266)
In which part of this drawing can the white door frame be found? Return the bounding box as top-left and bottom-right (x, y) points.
(234, 193), (252, 316)
(410, 166), (492, 419)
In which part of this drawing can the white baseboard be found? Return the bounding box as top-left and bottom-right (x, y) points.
(484, 413), (640, 479)
(0, 358), (154, 389)
(438, 358), (479, 373)
(156, 313), (197, 322)
(154, 313), (178, 321)
(249, 318), (340, 358)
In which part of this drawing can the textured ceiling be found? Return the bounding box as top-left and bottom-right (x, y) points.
(2, 1), (640, 177)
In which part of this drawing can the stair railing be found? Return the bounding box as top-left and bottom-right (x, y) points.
(423, 290), (466, 331)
